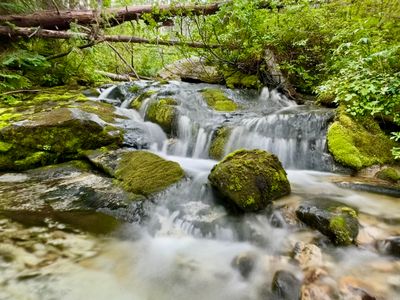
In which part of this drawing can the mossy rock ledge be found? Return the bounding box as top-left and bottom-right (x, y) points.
(0, 107), (122, 171)
(208, 149), (290, 212)
(296, 205), (359, 246)
(85, 149), (185, 197)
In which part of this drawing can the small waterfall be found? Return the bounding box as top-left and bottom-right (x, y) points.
(106, 81), (336, 170)
(258, 87), (296, 109)
(225, 108), (334, 170)
(163, 115), (216, 158)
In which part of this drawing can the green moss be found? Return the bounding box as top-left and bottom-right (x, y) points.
(327, 109), (395, 170)
(329, 216), (353, 246)
(78, 102), (117, 123)
(14, 151), (54, 168)
(128, 85), (141, 93)
(209, 127), (232, 160)
(376, 167), (400, 182)
(130, 90), (156, 110)
(209, 149), (290, 212)
(201, 88), (238, 112)
(115, 151), (184, 196)
(223, 70), (261, 89)
(0, 141), (12, 152)
(145, 98), (177, 134)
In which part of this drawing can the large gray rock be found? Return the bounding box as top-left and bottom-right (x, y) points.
(0, 161), (142, 222)
(158, 57), (223, 84)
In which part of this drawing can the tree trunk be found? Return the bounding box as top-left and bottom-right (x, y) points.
(0, 2), (225, 30)
(0, 25), (218, 49)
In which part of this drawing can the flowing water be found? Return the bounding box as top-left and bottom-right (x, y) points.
(1, 81), (399, 299)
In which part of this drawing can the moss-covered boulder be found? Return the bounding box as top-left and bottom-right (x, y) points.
(296, 205), (359, 246)
(327, 109), (395, 170)
(375, 167), (400, 183)
(0, 107), (122, 171)
(201, 88), (238, 112)
(208, 149), (290, 212)
(85, 149), (185, 197)
(209, 127), (231, 160)
(145, 98), (178, 134)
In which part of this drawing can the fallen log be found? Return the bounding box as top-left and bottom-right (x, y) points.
(0, 26), (218, 49)
(0, 2), (225, 30)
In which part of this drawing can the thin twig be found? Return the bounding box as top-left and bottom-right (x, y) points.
(105, 41), (140, 80)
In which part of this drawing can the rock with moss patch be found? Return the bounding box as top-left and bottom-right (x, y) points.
(145, 98), (178, 134)
(296, 205), (359, 246)
(327, 108), (395, 170)
(201, 89), (238, 112)
(375, 167), (400, 183)
(223, 69), (261, 89)
(0, 107), (122, 171)
(130, 90), (156, 110)
(209, 127), (232, 160)
(208, 149), (290, 212)
(0, 161), (137, 220)
(86, 149), (184, 197)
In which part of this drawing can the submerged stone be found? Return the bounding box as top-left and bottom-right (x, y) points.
(201, 88), (238, 112)
(327, 108), (395, 170)
(145, 98), (178, 135)
(271, 270), (302, 300)
(296, 205), (359, 246)
(208, 149), (290, 212)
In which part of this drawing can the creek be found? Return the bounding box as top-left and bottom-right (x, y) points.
(0, 81), (399, 300)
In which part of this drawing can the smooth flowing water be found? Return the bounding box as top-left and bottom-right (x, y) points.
(1, 81), (399, 300)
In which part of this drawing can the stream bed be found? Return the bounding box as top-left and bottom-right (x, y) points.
(0, 81), (399, 299)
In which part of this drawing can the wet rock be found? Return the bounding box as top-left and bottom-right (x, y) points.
(231, 251), (257, 279)
(0, 106), (123, 171)
(208, 149), (290, 212)
(376, 236), (400, 258)
(158, 57), (223, 84)
(292, 242), (322, 269)
(86, 149), (185, 197)
(339, 276), (378, 300)
(271, 270), (302, 300)
(331, 176), (400, 197)
(296, 205), (359, 246)
(208, 127), (231, 160)
(145, 98), (178, 135)
(201, 88), (238, 112)
(0, 161), (137, 220)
